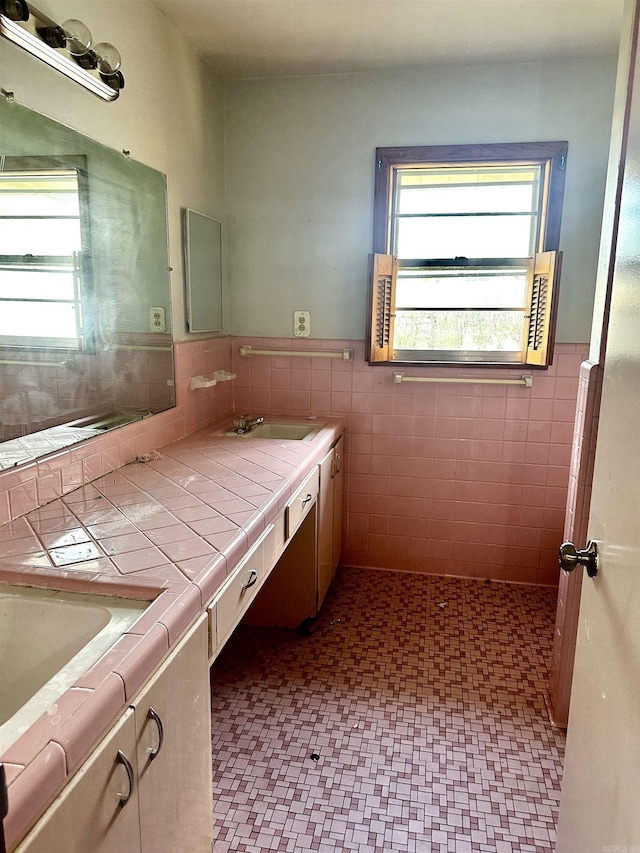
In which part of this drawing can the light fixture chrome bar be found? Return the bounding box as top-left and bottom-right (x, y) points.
(0, 7), (118, 101)
(393, 372), (533, 387)
(240, 345), (354, 361)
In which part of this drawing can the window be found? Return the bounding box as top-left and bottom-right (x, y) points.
(367, 142), (567, 366)
(0, 156), (90, 350)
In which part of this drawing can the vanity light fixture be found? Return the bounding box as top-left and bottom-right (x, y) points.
(0, 1), (124, 101)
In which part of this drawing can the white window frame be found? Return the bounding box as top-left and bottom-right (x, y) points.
(0, 155), (92, 351)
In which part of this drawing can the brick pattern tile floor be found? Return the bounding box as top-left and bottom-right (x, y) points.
(210, 567), (565, 852)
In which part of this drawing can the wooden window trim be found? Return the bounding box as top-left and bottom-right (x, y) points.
(368, 141), (567, 367)
(373, 141), (567, 256)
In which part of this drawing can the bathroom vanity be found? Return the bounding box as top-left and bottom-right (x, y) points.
(0, 417), (344, 852)
(13, 617), (211, 853)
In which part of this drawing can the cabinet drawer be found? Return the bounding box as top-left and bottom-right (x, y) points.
(285, 467), (318, 540)
(213, 524), (275, 648)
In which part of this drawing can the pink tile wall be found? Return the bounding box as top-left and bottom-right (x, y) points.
(0, 333), (175, 441)
(0, 349), (101, 440)
(232, 337), (589, 586)
(93, 349), (174, 414)
(547, 360), (603, 726)
(0, 337), (233, 526)
(1, 333), (587, 592)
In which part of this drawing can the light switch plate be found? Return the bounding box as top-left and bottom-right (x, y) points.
(294, 310), (310, 337)
(150, 307), (166, 332)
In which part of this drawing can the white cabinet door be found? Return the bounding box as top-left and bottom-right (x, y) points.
(318, 436), (344, 609)
(133, 615), (212, 853)
(317, 447), (335, 610)
(13, 618), (212, 853)
(15, 710), (141, 853)
(331, 435), (344, 578)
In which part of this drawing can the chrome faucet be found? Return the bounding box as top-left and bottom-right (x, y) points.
(232, 415), (264, 434)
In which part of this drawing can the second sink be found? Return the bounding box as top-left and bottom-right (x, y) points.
(225, 421), (323, 441)
(249, 422), (321, 440)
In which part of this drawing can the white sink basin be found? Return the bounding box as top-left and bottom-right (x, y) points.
(0, 584), (147, 752)
(226, 421), (323, 441)
(250, 422), (322, 440)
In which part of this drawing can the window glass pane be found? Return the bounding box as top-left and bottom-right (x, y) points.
(395, 214), (534, 259)
(396, 269), (528, 309)
(398, 184), (537, 216)
(0, 191), (80, 217)
(393, 309), (525, 351)
(0, 269), (75, 301)
(0, 302), (77, 339)
(0, 219), (81, 255)
(0, 171), (80, 216)
(398, 165), (539, 201)
(398, 166), (539, 186)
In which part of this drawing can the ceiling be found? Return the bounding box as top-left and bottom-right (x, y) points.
(150, 0), (625, 80)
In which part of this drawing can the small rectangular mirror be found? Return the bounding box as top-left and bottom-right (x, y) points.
(183, 209), (223, 333)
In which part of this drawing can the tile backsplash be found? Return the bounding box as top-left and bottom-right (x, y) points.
(1, 334), (587, 587)
(232, 337), (588, 586)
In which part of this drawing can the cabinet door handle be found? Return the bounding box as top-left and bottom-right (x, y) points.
(116, 749), (135, 807)
(147, 706), (164, 760)
(301, 493), (313, 506)
(335, 453), (342, 474)
(330, 458), (336, 479)
(241, 569), (259, 591)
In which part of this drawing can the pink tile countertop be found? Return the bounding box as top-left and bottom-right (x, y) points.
(0, 414), (343, 850)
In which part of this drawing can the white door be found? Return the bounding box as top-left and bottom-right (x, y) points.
(556, 2), (640, 849)
(14, 710), (142, 853)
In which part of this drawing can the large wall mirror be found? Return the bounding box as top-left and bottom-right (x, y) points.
(0, 95), (174, 471)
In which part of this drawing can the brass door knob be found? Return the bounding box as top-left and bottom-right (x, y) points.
(559, 540), (598, 578)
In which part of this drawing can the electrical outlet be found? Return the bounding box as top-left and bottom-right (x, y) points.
(150, 307), (166, 333)
(294, 310), (310, 337)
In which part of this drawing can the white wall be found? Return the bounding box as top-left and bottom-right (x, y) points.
(0, 0), (225, 342)
(0, 9), (618, 345)
(225, 57), (618, 342)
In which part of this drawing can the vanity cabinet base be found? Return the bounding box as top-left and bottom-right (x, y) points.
(13, 617), (211, 853)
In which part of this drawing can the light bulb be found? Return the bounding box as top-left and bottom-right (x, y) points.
(1, 0), (29, 22)
(61, 19), (92, 56)
(36, 24), (66, 48)
(94, 42), (121, 75)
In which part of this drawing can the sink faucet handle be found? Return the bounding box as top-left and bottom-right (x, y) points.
(232, 414), (263, 433)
